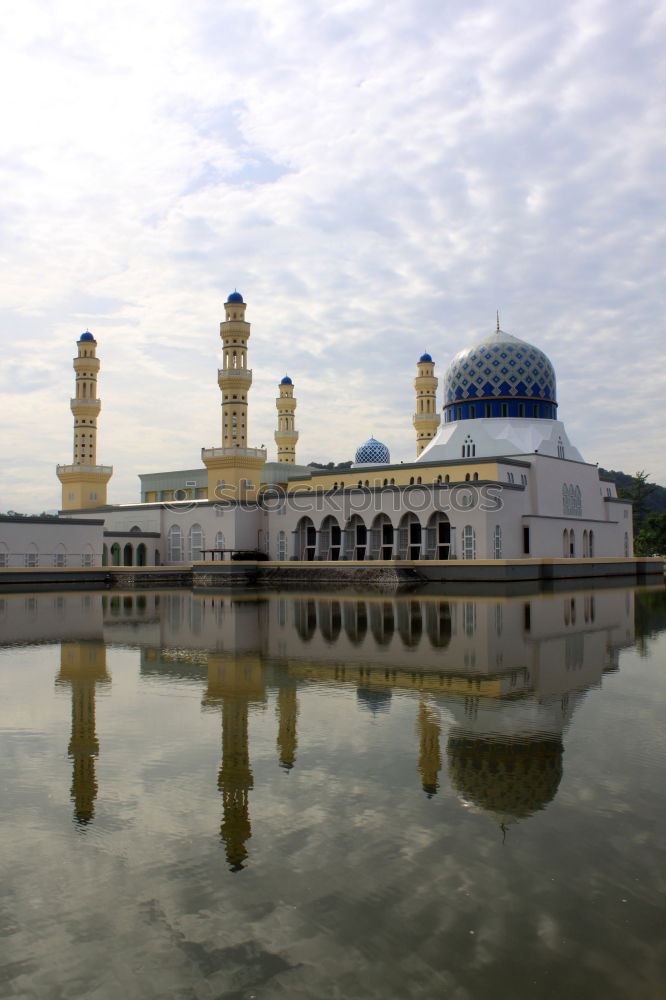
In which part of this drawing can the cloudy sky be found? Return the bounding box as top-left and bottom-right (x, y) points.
(1, 0), (665, 511)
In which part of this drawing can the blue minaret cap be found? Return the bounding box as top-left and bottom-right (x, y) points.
(419, 352), (433, 363)
(280, 375), (293, 385)
(79, 331), (95, 342)
(226, 290), (244, 304)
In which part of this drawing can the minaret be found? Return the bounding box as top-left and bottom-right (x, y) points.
(413, 352), (440, 456)
(202, 292), (267, 500)
(57, 332), (113, 510)
(274, 375), (298, 463)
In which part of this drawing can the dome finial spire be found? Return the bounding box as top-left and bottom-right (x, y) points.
(496, 310), (500, 332)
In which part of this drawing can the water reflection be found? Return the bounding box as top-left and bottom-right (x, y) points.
(0, 585), (662, 866)
(55, 641), (110, 825)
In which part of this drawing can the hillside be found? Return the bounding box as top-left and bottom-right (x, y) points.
(598, 470), (666, 513)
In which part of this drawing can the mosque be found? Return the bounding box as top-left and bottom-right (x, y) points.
(1, 288), (637, 572)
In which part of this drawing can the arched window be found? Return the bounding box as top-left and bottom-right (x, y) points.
(102, 544), (108, 566)
(214, 530), (225, 550)
(53, 543), (67, 568)
(557, 437), (565, 458)
(462, 525), (476, 560)
(589, 530), (594, 558)
(583, 530), (589, 557)
(493, 525), (502, 559)
(167, 525), (183, 563)
(562, 529), (569, 557)
(569, 529), (575, 557)
(189, 523), (204, 561)
(81, 544), (94, 567)
(24, 543), (38, 568)
(277, 530), (287, 560)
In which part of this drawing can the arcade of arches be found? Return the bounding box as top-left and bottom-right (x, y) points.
(293, 512), (452, 561)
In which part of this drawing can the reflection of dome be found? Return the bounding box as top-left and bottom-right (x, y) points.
(356, 687), (392, 714)
(419, 352), (433, 363)
(354, 437), (390, 465)
(444, 329), (557, 421)
(226, 290), (244, 303)
(280, 375), (292, 385)
(79, 331), (95, 342)
(447, 735), (563, 822)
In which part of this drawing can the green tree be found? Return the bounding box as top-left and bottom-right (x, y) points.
(634, 512), (666, 556)
(618, 470), (655, 535)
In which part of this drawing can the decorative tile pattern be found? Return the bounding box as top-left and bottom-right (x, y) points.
(445, 331), (556, 404)
(355, 438), (391, 464)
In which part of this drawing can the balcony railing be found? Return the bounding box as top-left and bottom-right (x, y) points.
(56, 464), (113, 475)
(201, 447), (267, 460)
(218, 368), (252, 379)
(70, 398), (101, 408)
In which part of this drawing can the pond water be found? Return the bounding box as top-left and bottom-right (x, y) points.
(0, 583), (665, 1000)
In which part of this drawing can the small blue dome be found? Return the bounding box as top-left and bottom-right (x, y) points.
(354, 437), (391, 465)
(419, 352), (433, 363)
(280, 375), (292, 385)
(226, 291), (244, 303)
(79, 331), (95, 342)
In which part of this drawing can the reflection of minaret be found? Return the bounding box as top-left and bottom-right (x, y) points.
(276, 685), (299, 770)
(56, 641), (110, 825)
(204, 652), (266, 872)
(417, 698), (442, 797)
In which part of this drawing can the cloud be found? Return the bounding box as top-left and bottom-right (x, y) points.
(1, 0), (665, 510)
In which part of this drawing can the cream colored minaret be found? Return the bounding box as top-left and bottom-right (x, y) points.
(413, 352), (440, 456)
(274, 375), (298, 463)
(57, 332), (113, 510)
(202, 291), (266, 500)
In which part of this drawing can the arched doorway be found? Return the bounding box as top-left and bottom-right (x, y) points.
(344, 515), (368, 560)
(370, 514), (394, 559)
(295, 517), (316, 560)
(123, 543), (133, 566)
(319, 515), (342, 561)
(110, 543), (121, 566)
(136, 543), (147, 566)
(398, 513), (422, 560)
(426, 512), (450, 560)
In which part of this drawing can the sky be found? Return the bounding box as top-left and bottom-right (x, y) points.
(1, 0), (665, 512)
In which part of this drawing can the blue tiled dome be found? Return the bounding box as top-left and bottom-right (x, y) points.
(79, 331), (95, 342)
(226, 291), (244, 304)
(419, 352), (433, 363)
(354, 437), (391, 465)
(444, 329), (557, 422)
(280, 375), (293, 385)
